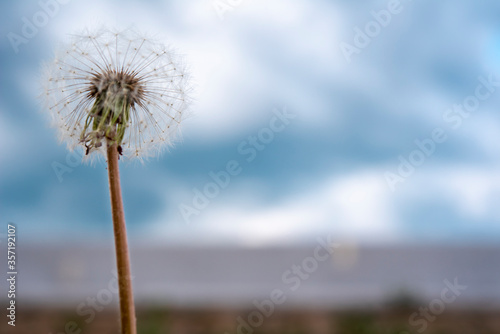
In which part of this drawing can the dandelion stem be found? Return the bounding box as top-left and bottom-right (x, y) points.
(106, 141), (136, 334)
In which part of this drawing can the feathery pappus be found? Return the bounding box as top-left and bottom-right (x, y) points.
(41, 27), (192, 160)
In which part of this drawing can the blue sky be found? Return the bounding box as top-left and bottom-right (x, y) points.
(2, 0), (500, 245)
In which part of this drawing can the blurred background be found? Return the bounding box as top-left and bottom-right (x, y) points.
(1, 0), (500, 333)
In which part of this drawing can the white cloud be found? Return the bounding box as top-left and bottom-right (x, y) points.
(150, 169), (399, 245)
(395, 164), (500, 226)
(38, 0), (345, 143)
(431, 167), (500, 220)
(149, 163), (500, 244)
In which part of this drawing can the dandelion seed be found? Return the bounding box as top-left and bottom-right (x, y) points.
(41, 26), (192, 160)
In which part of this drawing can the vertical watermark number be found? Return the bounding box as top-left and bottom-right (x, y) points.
(6, 223), (17, 327)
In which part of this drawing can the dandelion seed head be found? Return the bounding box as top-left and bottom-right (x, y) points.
(41, 26), (192, 160)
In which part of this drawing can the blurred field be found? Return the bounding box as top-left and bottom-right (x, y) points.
(1, 244), (499, 333)
(2, 307), (500, 334)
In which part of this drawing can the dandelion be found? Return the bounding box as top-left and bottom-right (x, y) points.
(42, 26), (190, 159)
(41, 27), (192, 334)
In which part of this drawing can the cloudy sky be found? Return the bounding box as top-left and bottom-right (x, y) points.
(2, 0), (500, 246)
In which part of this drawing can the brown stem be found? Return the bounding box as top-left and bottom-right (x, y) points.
(107, 142), (137, 334)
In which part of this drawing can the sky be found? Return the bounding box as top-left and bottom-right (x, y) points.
(2, 0), (500, 246)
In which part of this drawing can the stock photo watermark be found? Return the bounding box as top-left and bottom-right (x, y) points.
(340, 0), (412, 63)
(178, 106), (295, 224)
(408, 277), (467, 333)
(7, 0), (72, 54)
(6, 223), (17, 327)
(225, 234), (338, 334)
(52, 149), (84, 183)
(385, 73), (500, 191)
